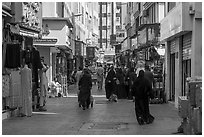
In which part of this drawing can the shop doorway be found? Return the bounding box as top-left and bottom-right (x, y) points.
(170, 53), (175, 101)
(182, 59), (191, 96)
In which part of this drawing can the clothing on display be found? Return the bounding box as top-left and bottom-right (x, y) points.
(20, 65), (32, 116)
(2, 75), (10, 98)
(5, 44), (21, 68)
(9, 70), (21, 108)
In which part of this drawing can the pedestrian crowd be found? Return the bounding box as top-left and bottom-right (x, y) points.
(75, 63), (155, 125)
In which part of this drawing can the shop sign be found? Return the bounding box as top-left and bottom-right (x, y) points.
(33, 38), (58, 43)
(86, 47), (95, 59)
(75, 41), (82, 56)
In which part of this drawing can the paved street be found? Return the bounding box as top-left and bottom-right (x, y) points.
(2, 84), (182, 135)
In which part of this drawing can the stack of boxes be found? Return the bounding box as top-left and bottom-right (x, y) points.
(178, 77), (202, 135)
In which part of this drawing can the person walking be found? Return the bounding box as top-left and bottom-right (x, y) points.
(75, 67), (83, 106)
(131, 70), (154, 125)
(105, 66), (116, 100)
(75, 67), (83, 93)
(78, 68), (92, 110)
(115, 67), (126, 99)
(125, 67), (136, 100)
(96, 64), (104, 90)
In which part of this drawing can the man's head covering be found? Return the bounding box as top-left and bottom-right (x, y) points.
(138, 70), (144, 78)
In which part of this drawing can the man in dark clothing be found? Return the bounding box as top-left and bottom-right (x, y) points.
(78, 68), (92, 110)
(125, 67), (136, 100)
(115, 68), (126, 99)
(131, 70), (154, 125)
(105, 66), (116, 100)
(144, 65), (155, 99)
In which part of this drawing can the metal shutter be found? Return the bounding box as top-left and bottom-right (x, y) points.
(182, 33), (192, 60)
(170, 40), (176, 54)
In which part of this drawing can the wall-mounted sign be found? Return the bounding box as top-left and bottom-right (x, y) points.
(33, 38), (58, 43)
(75, 40), (82, 56)
(86, 47), (95, 59)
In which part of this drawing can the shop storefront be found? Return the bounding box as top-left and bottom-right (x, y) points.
(160, 3), (202, 108)
(2, 2), (43, 118)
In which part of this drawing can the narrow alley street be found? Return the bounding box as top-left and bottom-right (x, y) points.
(2, 84), (182, 135)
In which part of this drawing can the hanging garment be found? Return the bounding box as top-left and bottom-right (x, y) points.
(2, 75), (10, 98)
(5, 44), (21, 68)
(9, 70), (21, 108)
(20, 65), (32, 116)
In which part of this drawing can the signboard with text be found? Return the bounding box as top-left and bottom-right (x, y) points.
(86, 47), (95, 59)
(75, 41), (82, 56)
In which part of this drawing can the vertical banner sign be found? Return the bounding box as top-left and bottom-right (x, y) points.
(86, 47), (95, 59)
(75, 41), (82, 56)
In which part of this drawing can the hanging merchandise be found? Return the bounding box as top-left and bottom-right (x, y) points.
(5, 44), (21, 68)
(182, 33), (192, 60)
(9, 70), (21, 109)
(20, 65), (32, 116)
(2, 75), (10, 98)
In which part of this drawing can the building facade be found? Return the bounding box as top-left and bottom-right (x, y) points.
(2, 2), (43, 117)
(160, 2), (202, 108)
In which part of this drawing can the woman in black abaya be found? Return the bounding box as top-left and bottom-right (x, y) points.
(131, 70), (154, 125)
(105, 66), (116, 100)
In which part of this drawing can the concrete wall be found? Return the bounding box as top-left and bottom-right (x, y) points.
(43, 20), (67, 45)
(174, 37), (183, 108)
(191, 3), (202, 77)
(42, 2), (56, 17)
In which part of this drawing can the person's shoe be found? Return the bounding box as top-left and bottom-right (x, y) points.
(39, 107), (47, 111)
(138, 117), (144, 125)
(83, 107), (86, 110)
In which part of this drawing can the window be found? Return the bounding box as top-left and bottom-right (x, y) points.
(102, 30), (106, 38)
(116, 25), (122, 30)
(102, 18), (107, 26)
(138, 3), (141, 11)
(102, 5), (107, 13)
(168, 2), (176, 12)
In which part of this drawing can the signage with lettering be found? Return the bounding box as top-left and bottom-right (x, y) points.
(33, 38), (58, 43)
(86, 47), (95, 59)
(75, 41), (82, 56)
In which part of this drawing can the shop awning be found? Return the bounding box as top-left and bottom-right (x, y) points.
(9, 23), (40, 38)
(57, 45), (72, 54)
(137, 23), (160, 31)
